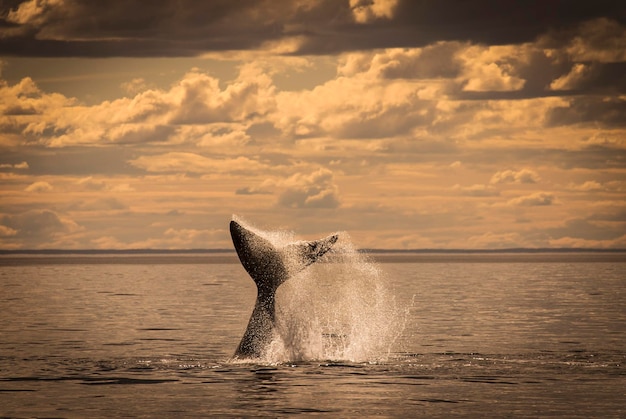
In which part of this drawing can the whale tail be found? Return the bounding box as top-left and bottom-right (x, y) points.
(230, 218), (339, 359)
(230, 220), (338, 291)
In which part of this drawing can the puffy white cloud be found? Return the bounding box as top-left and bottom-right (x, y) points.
(76, 177), (106, 191)
(453, 184), (499, 197)
(274, 168), (340, 209)
(490, 169), (540, 185)
(0, 77), (74, 144)
(350, 0), (398, 23)
(338, 43), (463, 81)
(275, 67), (437, 139)
(0, 225), (18, 237)
(568, 181), (604, 192)
(507, 192), (555, 206)
(120, 78), (151, 95)
(175, 124), (251, 148)
(234, 177), (281, 196)
(74, 177), (134, 193)
(566, 180), (625, 193)
(583, 131), (625, 149)
(549, 63), (591, 91)
(168, 65), (275, 124)
(24, 181), (53, 192)
(0, 161), (29, 169)
(457, 45), (527, 92)
(2, 65), (275, 148)
(235, 188), (265, 195)
(6, 0), (64, 26)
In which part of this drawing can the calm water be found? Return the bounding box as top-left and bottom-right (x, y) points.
(1, 253), (625, 418)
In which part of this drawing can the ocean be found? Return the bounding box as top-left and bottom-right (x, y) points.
(0, 252), (624, 418)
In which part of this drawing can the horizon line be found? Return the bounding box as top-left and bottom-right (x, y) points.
(1, 248), (626, 255)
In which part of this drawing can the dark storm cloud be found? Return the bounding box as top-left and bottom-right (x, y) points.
(296, 1), (626, 54)
(0, 0), (624, 57)
(393, 1), (625, 45)
(0, 0), (289, 56)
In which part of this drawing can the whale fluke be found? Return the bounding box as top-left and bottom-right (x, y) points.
(230, 219), (338, 359)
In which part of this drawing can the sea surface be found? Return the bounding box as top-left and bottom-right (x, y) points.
(0, 252), (624, 418)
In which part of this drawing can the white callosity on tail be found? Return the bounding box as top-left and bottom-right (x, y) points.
(234, 217), (405, 363)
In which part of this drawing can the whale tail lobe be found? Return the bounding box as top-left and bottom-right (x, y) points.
(230, 219), (338, 291)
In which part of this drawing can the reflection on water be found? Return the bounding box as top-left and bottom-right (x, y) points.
(1, 255), (625, 417)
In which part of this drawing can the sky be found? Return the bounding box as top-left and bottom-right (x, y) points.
(0, 0), (625, 250)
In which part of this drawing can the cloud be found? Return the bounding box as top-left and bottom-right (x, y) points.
(583, 131), (625, 149)
(6, 0), (63, 26)
(120, 77), (150, 95)
(76, 176), (106, 191)
(24, 180), (53, 192)
(0, 4), (624, 250)
(275, 64), (438, 139)
(128, 152), (269, 174)
(548, 61), (626, 93)
(453, 184), (499, 197)
(1, 38), (621, 157)
(235, 186), (272, 196)
(68, 197), (128, 212)
(0, 161), (29, 169)
(459, 45), (526, 92)
(1, 209), (80, 241)
(507, 192), (555, 207)
(2, 0), (339, 56)
(90, 227), (226, 250)
(275, 168), (340, 209)
(162, 228), (224, 248)
(549, 63), (591, 91)
(546, 96), (626, 128)
(168, 66), (275, 124)
(350, 0), (398, 24)
(0, 225), (18, 237)
(548, 235), (626, 249)
(2, 66), (275, 148)
(546, 217), (626, 245)
(567, 180), (624, 193)
(0, 77), (74, 134)
(567, 181), (604, 192)
(490, 169), (540, 184)
(338, 43), (463, 80)
(562, 18), (626, 63)
(1, 1), (623, 57)
(466, 231), (528, 249)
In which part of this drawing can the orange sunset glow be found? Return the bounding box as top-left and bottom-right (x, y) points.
(0, 0), (625, 250)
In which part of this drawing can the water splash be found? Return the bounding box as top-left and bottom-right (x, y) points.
(234, 218), (405, 363)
